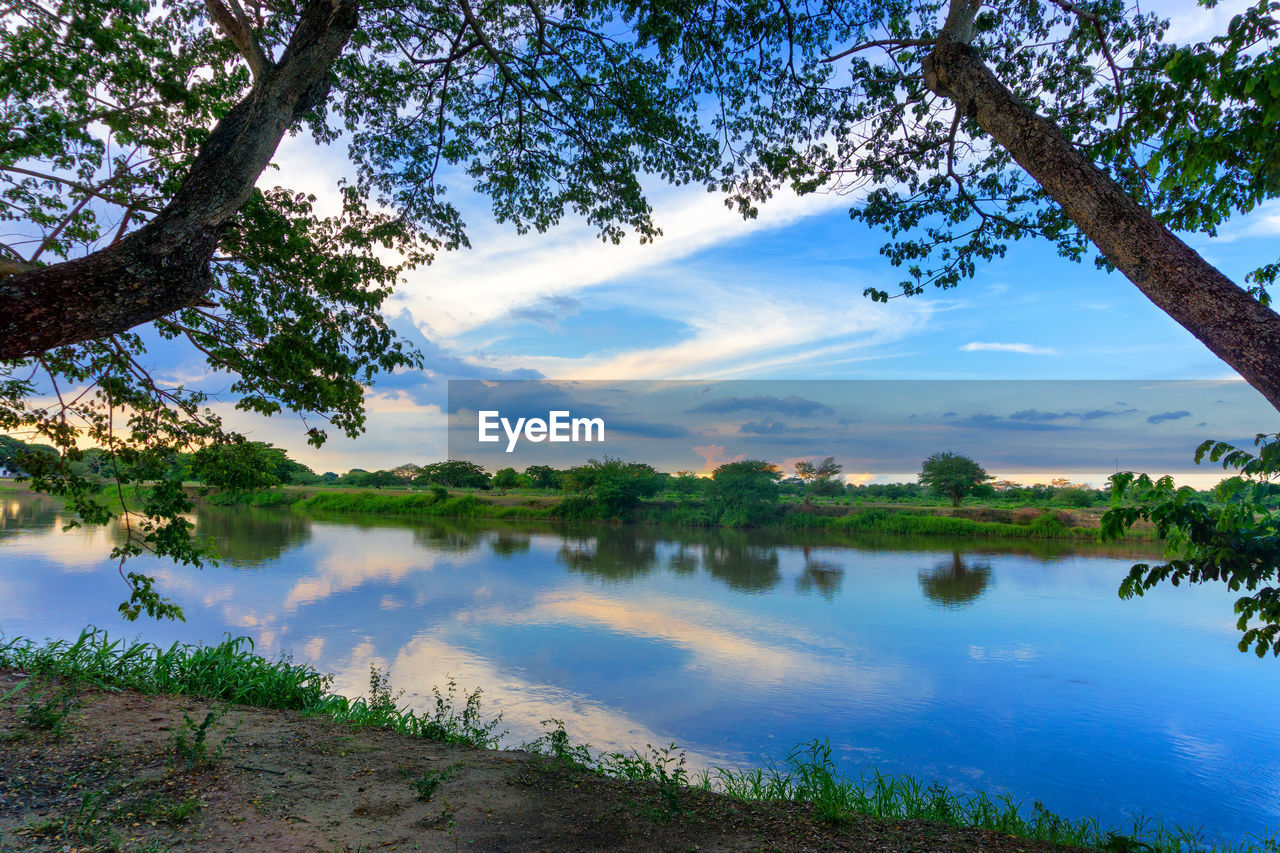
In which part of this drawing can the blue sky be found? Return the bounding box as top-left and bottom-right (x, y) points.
(135, 0), (1280, 481)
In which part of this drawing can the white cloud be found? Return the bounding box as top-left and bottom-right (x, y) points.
(960, 342), (1058, 356)
(387, 185), (850, 342)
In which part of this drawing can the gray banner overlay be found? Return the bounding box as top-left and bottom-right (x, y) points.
(448, 379), (1277, 485)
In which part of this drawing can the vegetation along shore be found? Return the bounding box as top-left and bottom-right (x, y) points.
(1, 629), (1269, 853)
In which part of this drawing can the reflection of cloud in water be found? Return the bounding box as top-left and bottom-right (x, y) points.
(324, 635), (741, 768)
(282, 528), (443, 612)
(479, 589), (915, 697)
(967, 643), (1037, 663)
(0, 517), (118, 570)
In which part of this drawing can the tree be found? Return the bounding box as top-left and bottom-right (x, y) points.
(413, 460), (491, 490)
(190, 439), (282, 491)
(523, 465), (562, 491)
(7, 0), (1280, 619)
(918, 451), (993, 507)
(492, 467), (519, 493)
(700, 0), (1280, 409)
(707, 460), (782, 526)
(563, 457), (663, 518)
(794, 456), (844, 497)
(1103, 433), (1280, 656)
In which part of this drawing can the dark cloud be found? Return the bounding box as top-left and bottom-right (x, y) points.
(739, 418), (815, 436)
(685, 394), (834, 417)
(605, 419), (689, 439)
(1147, 410), (1192, 424)
(505, 295), (582, 331)
(941, 411), (957, 418)
(950, 412), (1063, 431)
(1009, 408), (1137, 422)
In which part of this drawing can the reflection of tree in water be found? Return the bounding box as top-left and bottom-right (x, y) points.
(558, 526), (659, 581)
(410, 519), (486, 554)
(0, 494), (62, 540)
(918, 550), (993, 608)
(557, 525), (782, 591)
(488, 531), (532, 557)
(703, 529), (780, 592)
(194, 506), (311, 567)
(668, 543), (699, 575)
(795, 545), (844, 600)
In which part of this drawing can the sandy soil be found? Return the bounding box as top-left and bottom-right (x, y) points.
(0, 671), (1082, 852)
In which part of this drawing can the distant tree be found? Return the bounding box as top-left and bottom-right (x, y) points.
(707, 460), (782, 526)
(794, 456), (844, 498)
(391, 463), (423, 484)
(363, 470), (399, 489)
(492, 467), (519, 494)
(321, 472), (339, 483)
(338, 468), (372, 486)
(918, 452), (994, 507)
(1056, 487), (1096, 508)
(564, 458), (663, 518)
(191, 440), (282, 491)
(670, 471), (704, 501)
(523, 465), (562, 491)
(413, 460), (491, 490)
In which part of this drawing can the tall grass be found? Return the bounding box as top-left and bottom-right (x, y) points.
(3, 629), (1260, 851)
(295, 491), (553, 521)
(0, 628), (502, 748)
(705, 740), (1244, 852)
(783, 507), (1132, 540)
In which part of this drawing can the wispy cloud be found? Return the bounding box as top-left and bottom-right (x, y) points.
(960, 342), (1058, 356)
(387, 185), (850, 342)
(1147, 410), (1192, 425)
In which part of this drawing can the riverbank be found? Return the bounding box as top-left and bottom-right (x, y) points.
(0, 478), (1155, 541)
(199, 486), (1154, 541)
(0, 631), (1252, 853)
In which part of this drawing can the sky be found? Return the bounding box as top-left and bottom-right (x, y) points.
(92, 0), (1280, 485)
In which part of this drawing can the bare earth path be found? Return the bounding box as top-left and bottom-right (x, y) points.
(0, 671), (1081, 852)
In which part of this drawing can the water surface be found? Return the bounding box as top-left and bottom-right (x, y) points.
(2, 493), (1277, 842)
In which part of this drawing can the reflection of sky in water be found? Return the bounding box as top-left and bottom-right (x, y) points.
(2, 496), (1279, 842)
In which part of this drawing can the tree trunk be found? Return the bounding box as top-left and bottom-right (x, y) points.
(0, 0), (358, 360)
(924, 34), (1280, 413)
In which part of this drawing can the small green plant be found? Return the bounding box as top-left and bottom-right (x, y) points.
(602, 743), (690, 823)
(419, 677), (506, 748)
(524, 718), (594, 767)
(20, 684), (78, 740)
(171, 708), (232, 767)
(413, 766), (454, 800)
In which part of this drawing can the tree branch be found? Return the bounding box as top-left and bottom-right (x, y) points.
(0, 0), (360, 360)
(203, 0), (271, 79)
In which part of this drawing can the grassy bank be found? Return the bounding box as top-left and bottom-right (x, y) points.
(202, 487), (1149, 541)
(0, 629), (1261, 853)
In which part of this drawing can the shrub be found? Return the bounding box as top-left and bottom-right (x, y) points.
(1012, 508), (1041, 526)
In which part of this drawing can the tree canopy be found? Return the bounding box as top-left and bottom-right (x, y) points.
(4, 0), (1280, 616)
(918, 451), (993, 506)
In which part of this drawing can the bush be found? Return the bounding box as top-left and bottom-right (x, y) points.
(551, 495), (601, 520)
(1012, 508), (1041, 526)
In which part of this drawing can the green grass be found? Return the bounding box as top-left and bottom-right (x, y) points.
(781, 507), (1146, 540)
(293, 491), (554, 522)
(205, 487), (1155, 541)
(1, 628), (1260, 852)
(0, 627), (504, 749)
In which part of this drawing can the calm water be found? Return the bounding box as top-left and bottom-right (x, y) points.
(2, 493), (1278, 841)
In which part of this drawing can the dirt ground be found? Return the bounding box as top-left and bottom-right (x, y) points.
(0, 671), (1083, 853)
